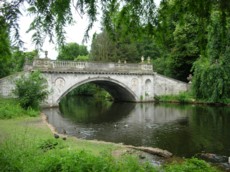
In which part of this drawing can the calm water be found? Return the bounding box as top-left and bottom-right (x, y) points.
(43, 96), (230, 157)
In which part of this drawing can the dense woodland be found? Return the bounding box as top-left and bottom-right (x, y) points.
(0, 0), (230, 103)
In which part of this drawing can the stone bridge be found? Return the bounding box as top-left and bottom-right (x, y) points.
(0, 58), (188, 107)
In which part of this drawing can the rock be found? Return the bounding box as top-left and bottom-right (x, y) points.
(219, 162), (230, 171)
(196, 153), (230, 171)
(54, 133), (59, 139)
(139, 154), (146, 159)
(62, 129), (67, 134)
(195, 153), (228, 163)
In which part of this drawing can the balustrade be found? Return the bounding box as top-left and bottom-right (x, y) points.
(28, 59), (153, 73)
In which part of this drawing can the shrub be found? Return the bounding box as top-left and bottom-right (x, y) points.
(13, 71), (49, 109)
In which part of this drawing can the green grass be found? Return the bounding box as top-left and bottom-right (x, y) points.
(156, 92), (195, 104)
(0, 98), (39, 119)
(164, 158), (219, 172)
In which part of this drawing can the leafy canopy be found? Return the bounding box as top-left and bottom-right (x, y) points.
(0, 16), (11, 78)
(1, 0), (157, 49)
(57, 42), (88, 61)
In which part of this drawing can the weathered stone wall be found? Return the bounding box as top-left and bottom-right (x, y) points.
(154, 73), (188, 96)
(0, 73), (24, 98)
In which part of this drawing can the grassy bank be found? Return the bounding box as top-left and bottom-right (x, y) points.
(0, 117), (149, 171)
(0, 98), (220, 172)
(156, 92), (230, 105)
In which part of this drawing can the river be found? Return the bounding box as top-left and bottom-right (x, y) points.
(43, 96), (230, 158)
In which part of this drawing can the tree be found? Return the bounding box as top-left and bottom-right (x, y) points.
(57, 43), (88, 61)
(169, 14), (200, 81)
(90, 31), (143, 63)
(13, 71), (49, 109)
(192, 11), (230, 103)
(0, 16), (11, 78)
(10, 47), (38, 73)
(152, 0), (179, 77)
(90, 31), (117, 62)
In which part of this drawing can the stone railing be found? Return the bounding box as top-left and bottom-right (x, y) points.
(25, 58), (153, 73)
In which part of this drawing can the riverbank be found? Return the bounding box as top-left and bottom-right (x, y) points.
(156, 92), (230, 106)
(0, 116), (158, 171)
(0, 98), (221, 171)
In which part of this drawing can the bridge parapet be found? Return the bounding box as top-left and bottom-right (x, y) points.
(25, 59), (153, 73)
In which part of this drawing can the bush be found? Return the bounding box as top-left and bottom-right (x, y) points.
(13, 71), (49, 109)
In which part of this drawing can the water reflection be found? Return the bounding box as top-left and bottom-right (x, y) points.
(43, 96), (230, 157)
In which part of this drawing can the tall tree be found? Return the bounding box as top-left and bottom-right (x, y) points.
(192, 10), (230, 103)
(57, 43), (88, 61)
(90, 31), (117, 62)
(169, 14), (200, 81)
(90, 31), (146, 63)
(153, 0), (179, 77)
(0, 16), (11, 78)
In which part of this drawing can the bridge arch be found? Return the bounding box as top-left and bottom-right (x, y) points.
(57, 77), (138, 103)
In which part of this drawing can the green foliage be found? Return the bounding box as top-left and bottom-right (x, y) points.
(58, 42), (88, 61)
(152, 56), (172, 77)
(155, 2), (202, 81)
(74, 55), (89, 61)
(192, 57), (230, 103)
(192, 11), (230, 103)
(169, 14), (200, 81)
(10, 47), (38, 73)
(90, 31), (118, 62)
(0, 98), (39, 119)
(164, 158), (219, 172)
(90, 30), (158, 63)
(0, 16), (11, 78)
(1, 0), (158, 49)
(13, 71), (49, 109)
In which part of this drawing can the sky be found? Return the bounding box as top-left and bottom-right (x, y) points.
(19, 0), (161, 59)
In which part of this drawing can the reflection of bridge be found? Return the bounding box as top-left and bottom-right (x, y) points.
(0, 58), (188, 107)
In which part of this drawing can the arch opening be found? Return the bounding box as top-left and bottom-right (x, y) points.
(91, 80), (136, 102)
(57, 78), (137, 104)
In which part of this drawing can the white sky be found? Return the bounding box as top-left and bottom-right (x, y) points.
(19, 0), (161, 59)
